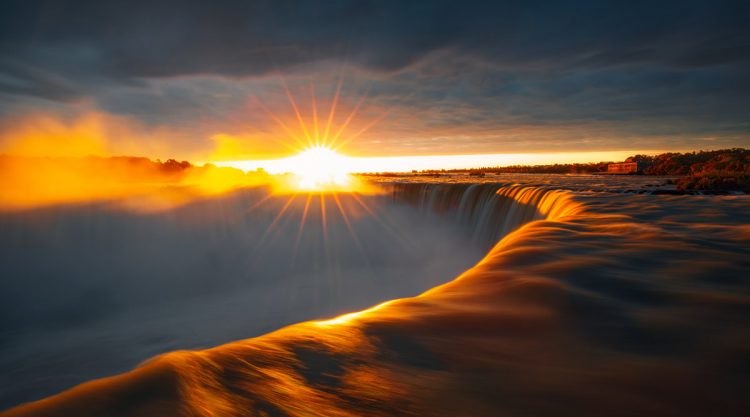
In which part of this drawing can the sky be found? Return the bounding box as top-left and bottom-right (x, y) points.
(0, 0), (749, 166)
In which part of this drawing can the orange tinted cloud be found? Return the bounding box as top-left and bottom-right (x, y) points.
(0, 113), (108, 157)
(209, 132), (296, 161)
(0, 112), (187, 160)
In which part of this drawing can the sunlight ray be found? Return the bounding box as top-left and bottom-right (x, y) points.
(333, 109), (390, 151)
(279, 73), (313, 147)
(311, 83), (320, 146)
(254, 98), (308, 151)
(245, 193), (274, 215)
(333, 192), (364, 254)
(319, 193), (328, 242)
(323, 77), (344, 145)
(293, 193), (314, 260)
(258, 193), (298, 245)
(351, 192), (413, 247)
(329, 95), (367, 146)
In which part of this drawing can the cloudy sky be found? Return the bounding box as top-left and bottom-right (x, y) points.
(0, 0), (748, 161)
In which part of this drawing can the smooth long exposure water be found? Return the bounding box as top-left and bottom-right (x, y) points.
(2, 174), (749, 416)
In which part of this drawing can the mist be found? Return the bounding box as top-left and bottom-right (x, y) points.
(0, 186), (483, 408)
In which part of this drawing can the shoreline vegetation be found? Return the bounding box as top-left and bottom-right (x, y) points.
(367, 148), (750, 193)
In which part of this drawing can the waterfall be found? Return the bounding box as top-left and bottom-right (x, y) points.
(389, 183), (584, 248)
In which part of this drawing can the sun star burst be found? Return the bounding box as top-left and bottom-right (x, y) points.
(288, 145), (353, 191)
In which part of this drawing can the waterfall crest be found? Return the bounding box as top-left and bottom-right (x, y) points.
(391, 183), (586, 248)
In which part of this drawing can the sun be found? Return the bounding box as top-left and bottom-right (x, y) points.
(212, 76), (387, 193)
(287, 145), (354, 191)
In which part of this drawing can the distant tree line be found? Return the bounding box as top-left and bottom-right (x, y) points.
(413, 148), (750, 192)
(625, 148), (750, 176)
(621, 149), (750, 191)
(420, 149), (748, 176)
(458, 162), (611, 175)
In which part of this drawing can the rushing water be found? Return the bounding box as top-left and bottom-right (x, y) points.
(2, 175), (749, 416)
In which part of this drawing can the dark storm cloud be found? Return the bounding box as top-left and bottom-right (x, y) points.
(2, 1), (748, 90)
(0, 0), (748, 152)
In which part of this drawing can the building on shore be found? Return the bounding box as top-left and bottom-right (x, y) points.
(607, 162), (642, 174)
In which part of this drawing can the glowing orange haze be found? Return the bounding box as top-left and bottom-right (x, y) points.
(0, 111), (371, 209)
(0, 108), (657, 210)
(0, 108), (657, 176)
(0, 155), (273, 211)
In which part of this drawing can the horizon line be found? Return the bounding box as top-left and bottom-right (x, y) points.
(209, 149), (676, 174)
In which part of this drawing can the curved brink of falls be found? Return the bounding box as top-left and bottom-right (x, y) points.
(3, 184), (749, 417)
